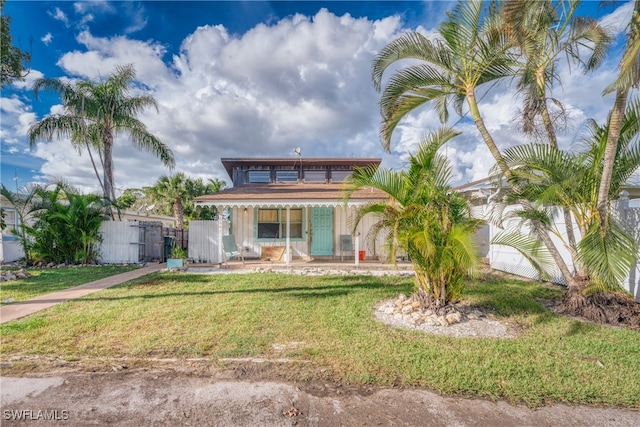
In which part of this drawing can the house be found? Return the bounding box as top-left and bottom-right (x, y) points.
(194, 157), (389, 262)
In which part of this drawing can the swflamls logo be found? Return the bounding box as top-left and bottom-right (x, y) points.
(3, 409), (69, 421)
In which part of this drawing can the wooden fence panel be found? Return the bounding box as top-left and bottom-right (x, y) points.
(163, 227), (188, 250)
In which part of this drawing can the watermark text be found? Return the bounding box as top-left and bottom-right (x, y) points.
(3, 409), (69, 421)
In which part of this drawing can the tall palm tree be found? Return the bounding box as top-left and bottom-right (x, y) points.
(28, 64), (175, 212)
(503, 0), (610, 145)
(345, 127), (482, 308)
(371, 0), (579, 287)
(596, 0), (640, 226)
(147, 173), (190, 230)
(501, 0), (611, 275)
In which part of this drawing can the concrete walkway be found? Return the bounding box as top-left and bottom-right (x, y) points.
(0, 263), (165, 324)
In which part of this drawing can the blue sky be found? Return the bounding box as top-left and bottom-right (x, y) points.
(0, 0), (636, 195)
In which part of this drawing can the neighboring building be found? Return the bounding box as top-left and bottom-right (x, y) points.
(1, 194), (23, 262)
(194, 157), (389, 261)
(0, 192), (176, 263)
(453, 178), (640, 300)
(117, 211), (176, 228)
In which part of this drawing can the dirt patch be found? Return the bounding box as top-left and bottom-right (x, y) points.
(1, 362), (639, 427)
(559, 287), (640, 330)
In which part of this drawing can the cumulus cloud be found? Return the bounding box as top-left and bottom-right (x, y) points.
(5, 3), (635, 194)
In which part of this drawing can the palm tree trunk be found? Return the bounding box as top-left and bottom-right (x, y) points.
(103, 128), (115, 220)
(466, 88), (579, 289)
(596, 88), (628, 228)
(84, 141), (106, 195)
(541, 103), (582, 275)
(174, 198), (184, 230)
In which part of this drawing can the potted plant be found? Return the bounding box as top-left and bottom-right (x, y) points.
(167, 246), (187, 269)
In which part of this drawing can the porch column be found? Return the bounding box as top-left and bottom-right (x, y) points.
(218, 210), (224, 265)
(355, 232), (360, 267)
(285, 206), (291, 266)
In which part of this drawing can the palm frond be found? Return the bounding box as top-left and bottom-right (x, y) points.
(578, 219), (639, 290)
(491, 230), (554, 281)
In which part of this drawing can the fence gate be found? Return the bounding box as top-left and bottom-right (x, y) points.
(139, 221), (163, 262)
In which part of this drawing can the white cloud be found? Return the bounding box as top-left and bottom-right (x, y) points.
(41, 33), (53, 45)
(11, 5), (636, 194)
(73, 1), (115, 15)
(9, 69), (44, 91)
(0, 96), (36, 144)
(49, 7), (69, 27)
(599, 1), (635, 36)
(122, 2), (148, 34)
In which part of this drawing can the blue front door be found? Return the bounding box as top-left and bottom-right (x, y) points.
(310, 207), (334, 256)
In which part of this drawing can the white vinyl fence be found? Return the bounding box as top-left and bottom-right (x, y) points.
(486, 194), (640, 301)
(187, 220), (226, 264)
(98, 221), (140, 264)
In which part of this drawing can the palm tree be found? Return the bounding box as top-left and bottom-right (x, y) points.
(503, 0), (610, 145)
(371, 0), (579, 287)
(147, 173), (190, 229)
(596, 0), (640, 226)
(501, 0), (611, 276)
(189, 178), (226, 220)
(0, 183), (43, 263)
(495, 98), (640, 301)
(345, 127), (482, 308)
(22, 182), (109, 264)
(28, 64), (175, 213)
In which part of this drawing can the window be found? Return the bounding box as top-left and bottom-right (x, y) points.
(276, 171), (298, 182)
(1, 209), (17, 234)
(331, 170), (351, 182)
(304, 171), (326, 183)
(256, 208), (303, 239)
(248, 171), (270, 183)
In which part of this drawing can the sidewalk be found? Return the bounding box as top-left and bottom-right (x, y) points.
(0, 263), (165, 324)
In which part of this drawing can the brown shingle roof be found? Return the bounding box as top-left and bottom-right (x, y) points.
(194, 183), (388, 207)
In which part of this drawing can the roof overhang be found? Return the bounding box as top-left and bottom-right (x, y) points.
(194, 183), (387, 209)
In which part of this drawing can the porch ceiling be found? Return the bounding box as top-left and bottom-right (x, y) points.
(194, 183), (388, 209)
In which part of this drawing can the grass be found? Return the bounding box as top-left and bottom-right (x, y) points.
(0, 265), (138, 303)
(1, 271), (639, 408)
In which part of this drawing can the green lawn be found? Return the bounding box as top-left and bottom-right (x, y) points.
(1, 271), (638, 408)
(0, 265), (138, 303)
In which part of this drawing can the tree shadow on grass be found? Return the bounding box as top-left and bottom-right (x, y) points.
(463, 274), (564, 326)
(71, 276), (413, 303)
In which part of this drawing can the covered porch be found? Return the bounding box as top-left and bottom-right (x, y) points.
(193, 183), (390, 266)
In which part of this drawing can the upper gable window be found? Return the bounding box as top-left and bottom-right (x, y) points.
(276, 171), (298, 182)
(304, 171), (326, 183)
(248, 171), (270, 183)
(331, 171), (351, 182)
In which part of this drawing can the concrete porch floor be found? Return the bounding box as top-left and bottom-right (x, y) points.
(187, 257), (414, 273)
